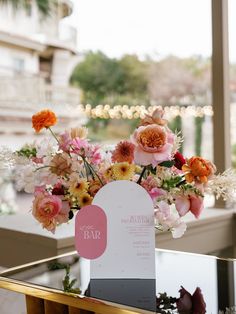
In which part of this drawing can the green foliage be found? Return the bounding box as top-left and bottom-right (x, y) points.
(70, 51), (148, 106)
(16, 146), (37, 158)
(70, 52), (121, 104)
(162, 175), (184, 191)
(0, 0), (55, 16)
(156, 292), (177, 313)
(158, 160), (175, 168)
(118, 54), (148, 95)
(62, 265), (81, 294)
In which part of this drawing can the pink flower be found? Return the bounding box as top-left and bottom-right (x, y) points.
(58, 131), (72, 153)
(32, 191), (69, 233)
(55, 200), (70, 225)
(175, 194), (204, 218)
(141, 176), (166, 201)
(149, 187), (166, 200)
(31, 157), (44, 164)
(190, 195), (204, 218)
(131, 124), (174, 167)
(87, 144), (102, 165)
(71, 138), (89, 155)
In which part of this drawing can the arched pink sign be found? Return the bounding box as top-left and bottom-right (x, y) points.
(75, 205), (107, 259)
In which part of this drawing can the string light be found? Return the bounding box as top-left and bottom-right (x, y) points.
(77, 104), (214, 120)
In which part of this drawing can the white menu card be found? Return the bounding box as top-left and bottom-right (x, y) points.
(91, 180), (156, 280)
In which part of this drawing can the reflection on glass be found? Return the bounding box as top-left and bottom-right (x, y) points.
(2, 249), (236, 312)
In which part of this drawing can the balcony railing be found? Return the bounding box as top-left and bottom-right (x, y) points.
(0, 76), (86, 134)
(0, 76), (80, 106)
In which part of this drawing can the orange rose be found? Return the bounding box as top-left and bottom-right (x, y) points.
(32, 109), (57, 133)
(182, 156), (216, 184)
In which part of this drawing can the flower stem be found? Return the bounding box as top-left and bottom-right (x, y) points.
(137, 166), (147, 184)
(176, 179), (186, 187)
(83, 159), (90, 181)
(34, 165), (51, 171)
(83, 158), (104, 186)
(48, 127), (60, 144)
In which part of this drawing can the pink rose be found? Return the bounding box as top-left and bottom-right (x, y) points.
(32, 191), (69, 233)
(131, 124), (174, 167)
(55, 200), (70, 225)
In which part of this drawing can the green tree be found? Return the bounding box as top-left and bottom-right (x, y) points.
(118, 54), (148, 95)
(70, 51), (122, 105)
(0, 0), (55, 16)
(70, 51), (148, 106)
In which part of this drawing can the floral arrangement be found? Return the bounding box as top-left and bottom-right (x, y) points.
(3, 108), (236, 237)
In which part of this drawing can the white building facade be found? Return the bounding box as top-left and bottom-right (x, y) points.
(0, 0), (84, 137)
(0, 0), (79, 84)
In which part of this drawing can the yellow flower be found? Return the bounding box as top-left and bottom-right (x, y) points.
(103, 166), (114, 181)
(135, 165), (142, 174)
(79, 192), (93, 207)
(112, 162), (135, 180)
(69, 178), (89, 197)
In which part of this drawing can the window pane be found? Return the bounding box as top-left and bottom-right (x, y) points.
(75, 0), (213, 161)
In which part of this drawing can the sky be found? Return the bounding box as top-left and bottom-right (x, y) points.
(65, 0), (236, 62)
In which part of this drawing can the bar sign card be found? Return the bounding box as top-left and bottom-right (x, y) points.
(89, 181), (156, 312)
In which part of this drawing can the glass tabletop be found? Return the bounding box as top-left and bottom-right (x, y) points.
(0, 248), (235, 313)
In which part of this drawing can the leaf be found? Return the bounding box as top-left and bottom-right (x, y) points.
(159, 160), (175, 168)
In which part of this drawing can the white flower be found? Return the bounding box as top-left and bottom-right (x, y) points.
(0, 146), (15, 169)
(207, 168), (236, 201)
(171, 131), (184, 154)
(14, 164), (37, 193)
(155, 201), (187, 238)
(36, 167), (58, 187)
(171, 220), (187, 238)
(35, 137), (57, 158)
